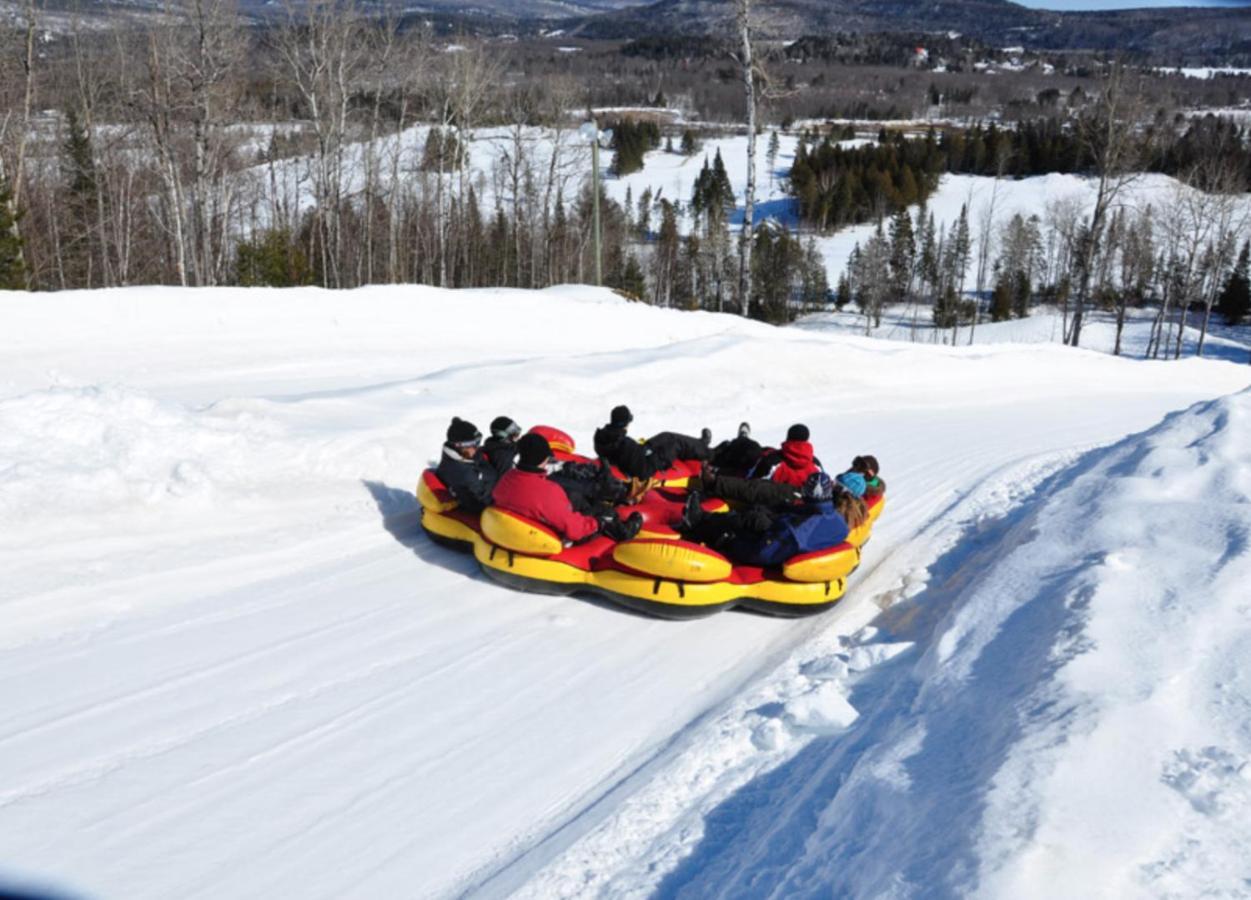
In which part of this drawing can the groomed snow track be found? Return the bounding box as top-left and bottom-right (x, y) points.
(1, 285), (1249, 899)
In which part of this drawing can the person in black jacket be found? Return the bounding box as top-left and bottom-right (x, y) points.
(709, 421), (764, 476)
(482, 415), (522, 475)
(434, 417), (498, 514)
(592, 405), (712, 480)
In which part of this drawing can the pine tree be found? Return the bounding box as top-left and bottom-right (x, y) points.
(680, 129), (699, 156)
(236, 228), (312, 287)
(653, 199), (681, 306)
(0, 171), (26, 290)
(766, 130), (780, 190)
(990, 271), (1013, 322)
(1217, 241), (1250, 325)
(888, 207), (915, 302)
(801, 237), (829, 309)
(613, 254), (647, 300)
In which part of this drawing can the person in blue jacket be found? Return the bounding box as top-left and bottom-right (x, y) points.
(677, 471), (849, 567)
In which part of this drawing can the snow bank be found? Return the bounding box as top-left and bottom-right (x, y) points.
(525, 386), (1251, 898)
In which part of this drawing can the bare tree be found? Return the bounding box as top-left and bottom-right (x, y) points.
(1068, 61), (1144, 348)
(733, 0), (756, 317)
(276, 0), (369, 288)
(0, 0), (37, 287)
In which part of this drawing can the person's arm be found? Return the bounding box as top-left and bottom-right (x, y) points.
(464, 464), (498, 511)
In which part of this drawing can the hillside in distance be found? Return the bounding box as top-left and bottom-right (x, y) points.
(568, 0), (1251, 56)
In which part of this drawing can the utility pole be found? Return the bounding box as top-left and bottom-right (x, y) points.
(581, 119), (611, 287)
(592, 122), (602, 286)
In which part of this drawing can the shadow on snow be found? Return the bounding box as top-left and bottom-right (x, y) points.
(359, 480), (661, 620)
(652, 439), (1118, 899)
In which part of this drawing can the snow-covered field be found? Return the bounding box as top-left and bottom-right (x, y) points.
(3, 285), (1251, 899)
(799, 304), (1251, 364)
(245, 120), (1249, 297)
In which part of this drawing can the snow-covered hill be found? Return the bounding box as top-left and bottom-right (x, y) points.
(2, 285), (1249, 899)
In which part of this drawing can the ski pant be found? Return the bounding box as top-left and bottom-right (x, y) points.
(706, 473), (798, 509)
(646, 431), (710, 467)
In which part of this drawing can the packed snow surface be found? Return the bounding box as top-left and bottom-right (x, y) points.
(2, 285), (1250, 899)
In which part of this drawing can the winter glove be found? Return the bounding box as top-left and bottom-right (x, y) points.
(620, 511), (643, 541)
(600, 511), (643, 542)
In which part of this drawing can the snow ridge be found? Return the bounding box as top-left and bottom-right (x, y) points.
(517, 389), (1251, 898)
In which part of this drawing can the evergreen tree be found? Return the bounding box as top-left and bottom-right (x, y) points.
(836, 272), (851, 308)
(421, 128), (463, 172)
(637, 187), (653, 238)
(888, 207), (915, 302)
(62, 108), (99, 287)
(653, 199), (681, 306)
(609, 120), (661, 176)
(766, 130), (781, 189)
(613, 253), (647, 300)
(680, 129), (699, 156)
(0, 172), (26, 290)
(752, 221), (800, 324)
(800, 237), (829, 309)
(990, 271), (1013, 322)
(1217, 241), (1250, 325)
(236, 228), (312, 287)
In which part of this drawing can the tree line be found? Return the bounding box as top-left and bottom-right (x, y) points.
(840, 182), (1249, 358)
(791, 115), (1251, 234)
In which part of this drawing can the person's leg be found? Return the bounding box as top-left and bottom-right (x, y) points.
(648, 431), (711, 462)
(706, 473), (797, 508)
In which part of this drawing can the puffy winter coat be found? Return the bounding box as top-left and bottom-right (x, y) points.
(751, 440), (821, 488)
(435, 445), (498, 514)
(726, 500), (849, 568)
(481, 436), (518, 475)
(593, 424), (662, 480)
(491, 468), (600, 542)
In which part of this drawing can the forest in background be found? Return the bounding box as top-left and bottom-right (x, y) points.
(0, 0), (1248, 356)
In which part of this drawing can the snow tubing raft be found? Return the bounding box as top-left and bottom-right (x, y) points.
(417, 467), (884, 619)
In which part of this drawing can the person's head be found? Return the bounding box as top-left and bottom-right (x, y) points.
(834, 491), (869, 529)
(516, 432), (553, 473)
(611, 405), (633, 429)
(836, 471), (867, 499)
(490, 416), (522, 443)
(786, 423), (810, 443)
(446, 417), (482, 457)
(851, 455), (880, 479)
(801, 471), (834, 504)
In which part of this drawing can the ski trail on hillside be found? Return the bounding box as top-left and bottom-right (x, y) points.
(477, 447), (1085, 899)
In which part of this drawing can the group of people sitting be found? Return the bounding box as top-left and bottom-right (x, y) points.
(433, 405), (884, 567)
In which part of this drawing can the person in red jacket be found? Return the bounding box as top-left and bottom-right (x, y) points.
(492, 433), (642, 543)
(748, 423), (823, 488)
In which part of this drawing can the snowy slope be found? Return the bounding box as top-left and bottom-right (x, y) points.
(2, 285), (1250, 899)
(523, 387), (1251, 899)
(797, 304), (1251, 364)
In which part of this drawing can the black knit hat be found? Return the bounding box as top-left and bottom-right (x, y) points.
(517, 433), (552, 472)
(447, 417), (482, 446)
(490, 416), (521, 440)
(611, 405), (633, 427)
(786, 423), (810, 442)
